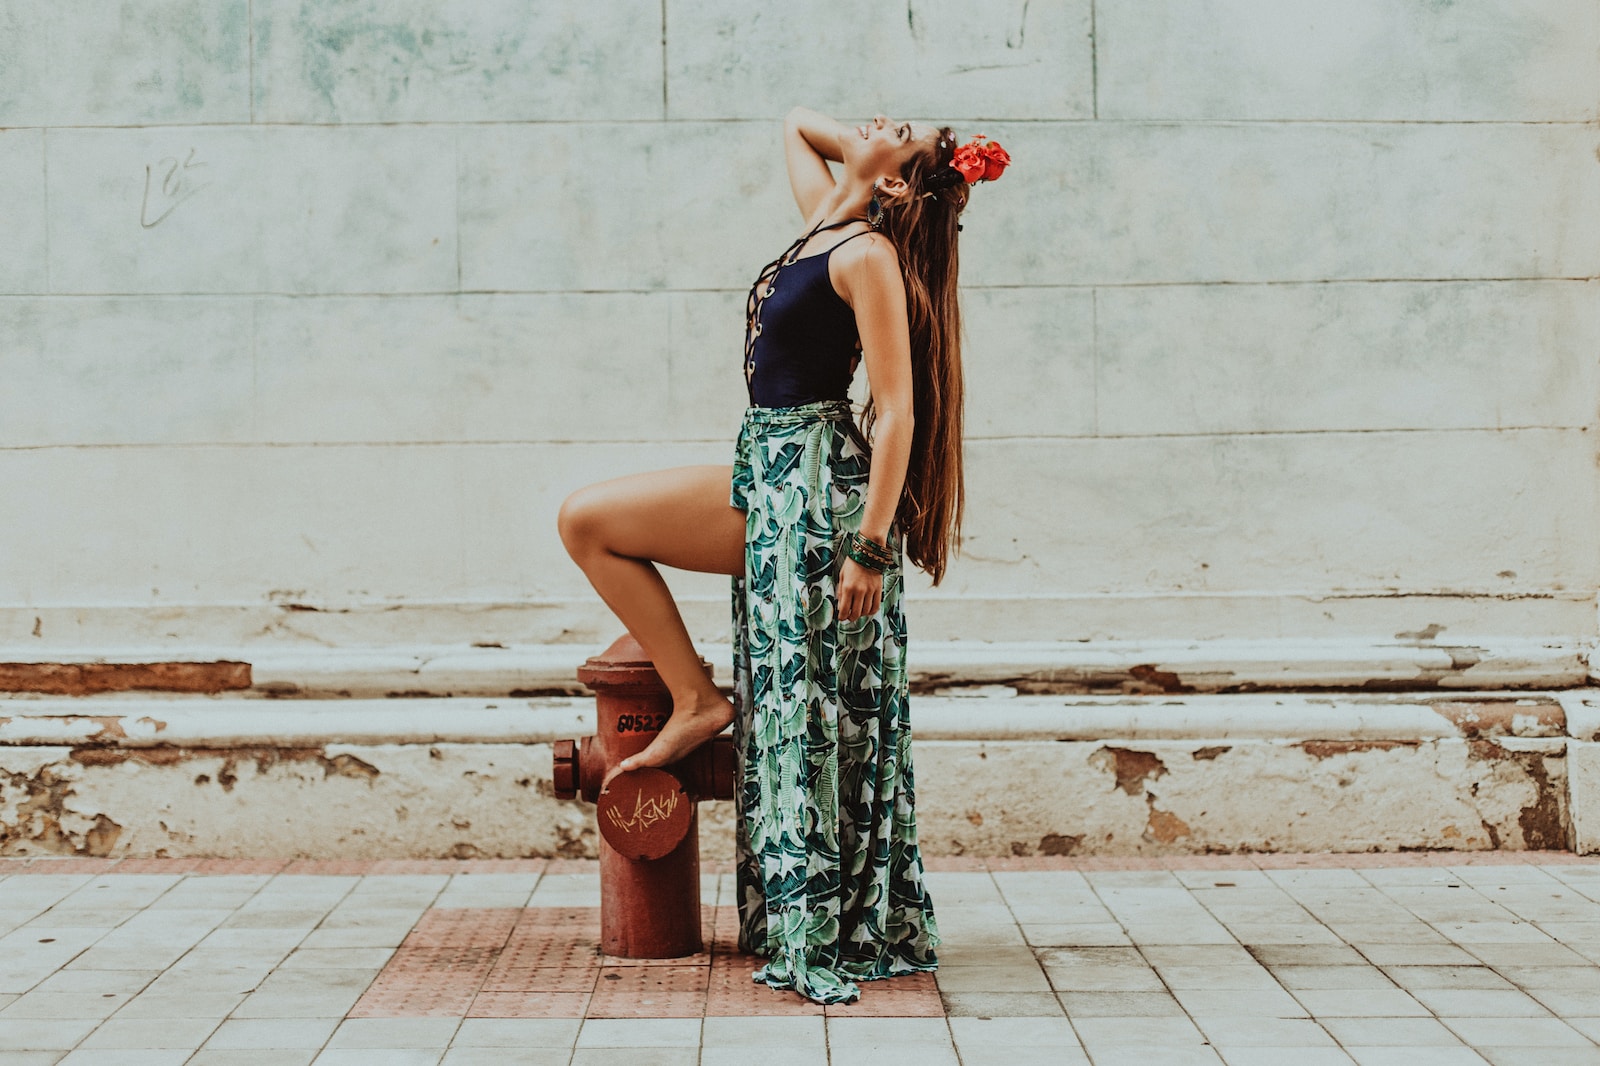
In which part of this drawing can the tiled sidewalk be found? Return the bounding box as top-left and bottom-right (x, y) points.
(1, 854), (1598, 1065)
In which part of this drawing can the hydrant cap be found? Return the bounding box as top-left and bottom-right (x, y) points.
(577, 633), (660, 688)
(577, 633), (711, 689)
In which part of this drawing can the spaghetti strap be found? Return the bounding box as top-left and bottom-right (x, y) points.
(825, 229), (873, 254)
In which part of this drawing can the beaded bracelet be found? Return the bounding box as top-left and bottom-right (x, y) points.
(845, 531), (895, 573)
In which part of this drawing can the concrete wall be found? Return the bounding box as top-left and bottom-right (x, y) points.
(3, 0), (1598, 657)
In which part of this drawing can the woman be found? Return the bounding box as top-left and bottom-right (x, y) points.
(558, 107), (1006, 1003)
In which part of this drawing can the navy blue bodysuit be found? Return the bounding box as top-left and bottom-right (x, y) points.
(744, 220), (872, 408)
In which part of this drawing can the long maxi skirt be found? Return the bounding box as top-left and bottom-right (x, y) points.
(728, 399), (941, 1005)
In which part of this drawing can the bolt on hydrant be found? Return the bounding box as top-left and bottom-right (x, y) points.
(551, 633), (734, 958)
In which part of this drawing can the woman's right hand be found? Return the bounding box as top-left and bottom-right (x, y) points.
(785, 107), (846, 163)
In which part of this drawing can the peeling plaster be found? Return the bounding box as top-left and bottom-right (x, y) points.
(0, 661), (250, 695)
(1094, 746), (1169, 794)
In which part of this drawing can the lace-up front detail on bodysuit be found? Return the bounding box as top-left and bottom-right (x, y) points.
(743, 220), (872, 408)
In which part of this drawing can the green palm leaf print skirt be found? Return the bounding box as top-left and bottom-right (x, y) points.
(728, 399), (941, 1005)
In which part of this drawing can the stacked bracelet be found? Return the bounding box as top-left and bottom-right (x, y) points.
(845, 531), (896, 573)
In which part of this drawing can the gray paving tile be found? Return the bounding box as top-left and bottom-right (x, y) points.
(1157, 964), (1282, 990)
(1438, 1016), (1594, 1047)
(77, 1016), (223, 1048)
(202, 1017), (341, 1050)
(698, 1015), (825, 1046)
(1382, 966), (1514, 991)
(1058, 991), (1186, 1017)
(1495, 965), (1600, 991)
(1464, 943), (1594, 967)
(1249, 945), (1370, 967)
(1320, 1016), (1467, 1046)
(439, 1051), (571, 1066)
(325, 1018), (460, 1048)
(940, 1047), (1090, 1066)
(1080, 1048), (1223, 1066)
(1346, 1049), (1488, 1065)
(54, 1051), (192, 1065)
(1410, 988), (1554, 1017)
(940, 991), (1062, 1017)
(309, 1051), (443, 1065)
(572, 1043), (697, 1062)
(1175, 988), (1308, 1018)
(1071, 1016), (1208, 1047)
(1216, 1050), (1355, 1066)
(450, 1019), (582, 1047)
(1293, 988), (1430, 1017)
(1191, 1015), (1335, 1046)
(1356, 944), (1480, 967)
(1273, 966), (1397, 990)
(1476, 1050), (1600, 1066)
(188, 1052), (319, 1065)
(933, 965), (1051, 991)
(0, 1017), (101, 1050)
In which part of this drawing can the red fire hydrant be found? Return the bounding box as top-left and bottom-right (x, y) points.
(551, 634), (734, 958)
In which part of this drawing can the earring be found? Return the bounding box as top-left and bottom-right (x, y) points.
(867, 180), (885, 230)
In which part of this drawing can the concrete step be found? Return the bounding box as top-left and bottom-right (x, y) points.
(0, 690), (1586, 746)
(0, 635), (1591, 696)
(1, 689), (1597, 860)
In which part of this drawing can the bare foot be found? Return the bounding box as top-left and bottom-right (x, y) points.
(601, 694), (735, 793)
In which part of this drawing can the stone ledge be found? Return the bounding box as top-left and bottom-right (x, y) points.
(0, 635), (1588, 696)
(0, 691), (1578, 747)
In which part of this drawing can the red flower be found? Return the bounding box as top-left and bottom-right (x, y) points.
(951, 142), (987, 183)
(980, 140), (1010, 181)
(949, 134), (1010, 184)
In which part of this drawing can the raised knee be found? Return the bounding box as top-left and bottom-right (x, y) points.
(557, 486), (604, 557)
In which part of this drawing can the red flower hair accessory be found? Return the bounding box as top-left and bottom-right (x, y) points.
(951, 134), (1010, 183)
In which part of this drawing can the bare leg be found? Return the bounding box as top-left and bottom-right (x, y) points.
(557, 465), (745, 789)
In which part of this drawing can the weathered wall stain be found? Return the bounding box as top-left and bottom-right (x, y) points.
(1468, 740), (1568, 850)
(1094, 746), (1169, 795)
(1299, 740), (1419, 759)
(1127, 665), (1194, 694)
(1038, 831), (1083, 856)
(1145, 800), (1192, 844)
(1432, 699), (1564, 738)
(0, 661), (249, 695)
(0, 761), (122, 856)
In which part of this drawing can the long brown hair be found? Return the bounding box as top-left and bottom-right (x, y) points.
(864, 127), (968, 586)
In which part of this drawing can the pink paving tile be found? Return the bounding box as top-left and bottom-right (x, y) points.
(114, 857), (203, 873)
(370, 858), (470, 874)
(191, 858), (288, 875)
(281, 859), (376, 875)
(406, 908), (522, 948)
(1253, 853), (1358, 869)
(486, 931), (601, 992)
(710, 905), (742, 954)
(587, 964), (709, 1018)
(349, 983), (481, 1018)
(1161, 855), (1262, 870)
(602, 950), (712, 967)
(1528, 851), (1600, 865)
(482, 965), (599, 993)
(383, 945), (503, 976)
(923, 856), (991, 872)
(545, 859), (601, 875)
(705, 955), (823, 1017)
(456, 858), (549, 873)
(1074, 856), (1171, 871)
(825, 972), (944, 1017)
(468, 991), (591, 1018)
(984, 856), (1081, 871)
(1449, 850), (1549, 866)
